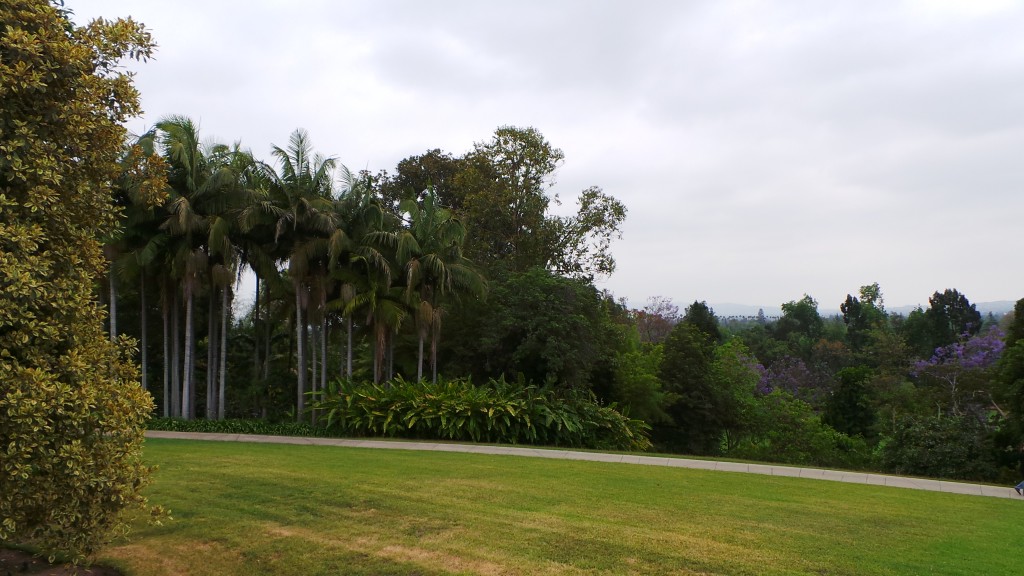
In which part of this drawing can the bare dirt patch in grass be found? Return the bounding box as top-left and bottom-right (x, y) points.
(102, 540), (245, 576)
(264, 521), (511, 576)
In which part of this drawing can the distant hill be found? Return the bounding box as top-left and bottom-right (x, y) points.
(710, 303), (783, 318)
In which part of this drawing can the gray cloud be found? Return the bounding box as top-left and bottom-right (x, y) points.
(74, 0), (1024, 311)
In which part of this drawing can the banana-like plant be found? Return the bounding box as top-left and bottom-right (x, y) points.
(315, 376), (651, 450)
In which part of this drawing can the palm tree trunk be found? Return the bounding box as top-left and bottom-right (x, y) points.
(417, 335), (424, 382)
(346, 316), (353, 380)
(253, 274), (260, 379)
(430, 312), (441, 385)
(171, 285), (181, 418)
(311, 322), (318, 398)
(431, 344), (438, 384)
(320, 315), (327, 395)
(311, 322), (320, 425)
(207, 287), (217, 418)
(373, 324), (383, 384)
(161, 281), (170, 416)
(295, 282), (306, 422)
(319, 315), (327, 424)
(219, 284), (229, 420)
(387, 335), (394, 381)
(431, 321), (439, 385)
(263, 309), (272, 381)
(183, 283), (195, 420)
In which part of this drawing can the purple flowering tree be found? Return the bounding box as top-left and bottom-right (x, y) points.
(912, 328), (1005, 417)
(758, 356), (832, 407)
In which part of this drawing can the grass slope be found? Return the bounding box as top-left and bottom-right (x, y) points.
(103, 439), (1023, 575)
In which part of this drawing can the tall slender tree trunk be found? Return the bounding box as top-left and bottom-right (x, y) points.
(219, 284), (229, 420)
(310, 322), (319, 425)
(320, 315), (327, 394)
(318, 314), (327, 425)
(295, 282), (306, 422)
(263, 309), (272, 381)
(162, 281), (170, 417)
(207, 287), (217, 418)
(346, 316), (353, 380)
(171, 285), (182, 418)
(182, 283), (195, 420)
(373, 324), (382, 384)
(387, 335), (394, 381)
(253, 274), (260, 379)
(417, 335), (425, 382)
(431, 344), (438, 384)
(311, 322), (318, 397)
(431, 321), (439, 385)
(312, 322), (320, 422)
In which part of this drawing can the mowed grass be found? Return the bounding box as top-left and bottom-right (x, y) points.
(101, 439), (1024, 576)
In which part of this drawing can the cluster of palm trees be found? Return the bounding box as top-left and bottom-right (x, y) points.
(108, 116), (485, 422)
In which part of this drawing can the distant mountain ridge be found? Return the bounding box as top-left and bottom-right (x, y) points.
(709, 303), (783, 318)
(709, 300), (1016, 319)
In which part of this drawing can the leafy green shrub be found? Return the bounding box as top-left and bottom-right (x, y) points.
(315, 377), (651, 451)
(879, 415), (1000, 481)
(611, 343), (675, 425)
(0, 2), (159, 563)
(728, 391), (873, 469)
(148, 418), (325, 438)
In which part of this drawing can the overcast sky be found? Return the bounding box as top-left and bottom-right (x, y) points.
(74, 0), (1024, 312)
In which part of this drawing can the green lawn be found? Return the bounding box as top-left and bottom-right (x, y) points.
(102, 438), (1023, 575)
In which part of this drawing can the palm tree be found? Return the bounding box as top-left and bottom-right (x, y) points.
(165, 275), (180, 417)
(344, 272), (407, 383)
(327, 173), (392, 380)
(208, 262), (234, 419)
(157, 115), (242, 419)
(236, 163), (283, 389)
(389, 188), (485, 382)
(204, 144), (256, 419)
(257, 129), (339, 421)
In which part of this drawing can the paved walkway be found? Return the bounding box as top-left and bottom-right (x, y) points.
(145, 431), (1020, 500)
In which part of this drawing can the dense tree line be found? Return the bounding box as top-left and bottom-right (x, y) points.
(628, 287), (1024, 481)
(107, 115), (1024, 482)
(106, 119), (628, 426)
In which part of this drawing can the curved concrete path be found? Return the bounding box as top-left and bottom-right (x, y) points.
(145, 431), (1019, 500)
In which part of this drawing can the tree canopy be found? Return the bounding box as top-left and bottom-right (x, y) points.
(375, 126), (626, 280)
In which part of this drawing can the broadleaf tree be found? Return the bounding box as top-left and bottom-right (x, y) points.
(0, 1), (161, 562)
